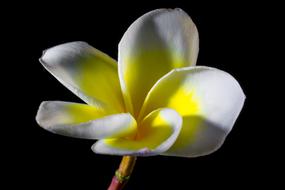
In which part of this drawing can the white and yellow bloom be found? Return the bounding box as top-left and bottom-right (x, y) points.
(36, 8), (245, 157)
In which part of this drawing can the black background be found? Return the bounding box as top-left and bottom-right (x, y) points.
(3, 0), (274, 189)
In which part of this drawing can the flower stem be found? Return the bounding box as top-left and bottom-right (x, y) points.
(107, 156), (137, 190)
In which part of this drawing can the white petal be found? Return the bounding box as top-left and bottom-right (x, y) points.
(36, 101), (137, 140)
(118, 8), (199, 116)
(40, 41), (124, 112)
(140, 66), (245, 157)
(92, 108), (182, 156)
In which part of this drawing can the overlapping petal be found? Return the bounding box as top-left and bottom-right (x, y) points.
(36, 101), (137, 139)
(40, 41), (124, 112)
(92, 108), (182, 156)
(119, 8), (199, 116)
(140, 66), (245, 157)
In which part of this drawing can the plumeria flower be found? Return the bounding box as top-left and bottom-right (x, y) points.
(36, 8), (245, 158)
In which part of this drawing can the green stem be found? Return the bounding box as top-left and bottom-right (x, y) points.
(107, 156), (137, 190)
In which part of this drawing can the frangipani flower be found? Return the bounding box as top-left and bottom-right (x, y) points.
(36, 8), (245, 158)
